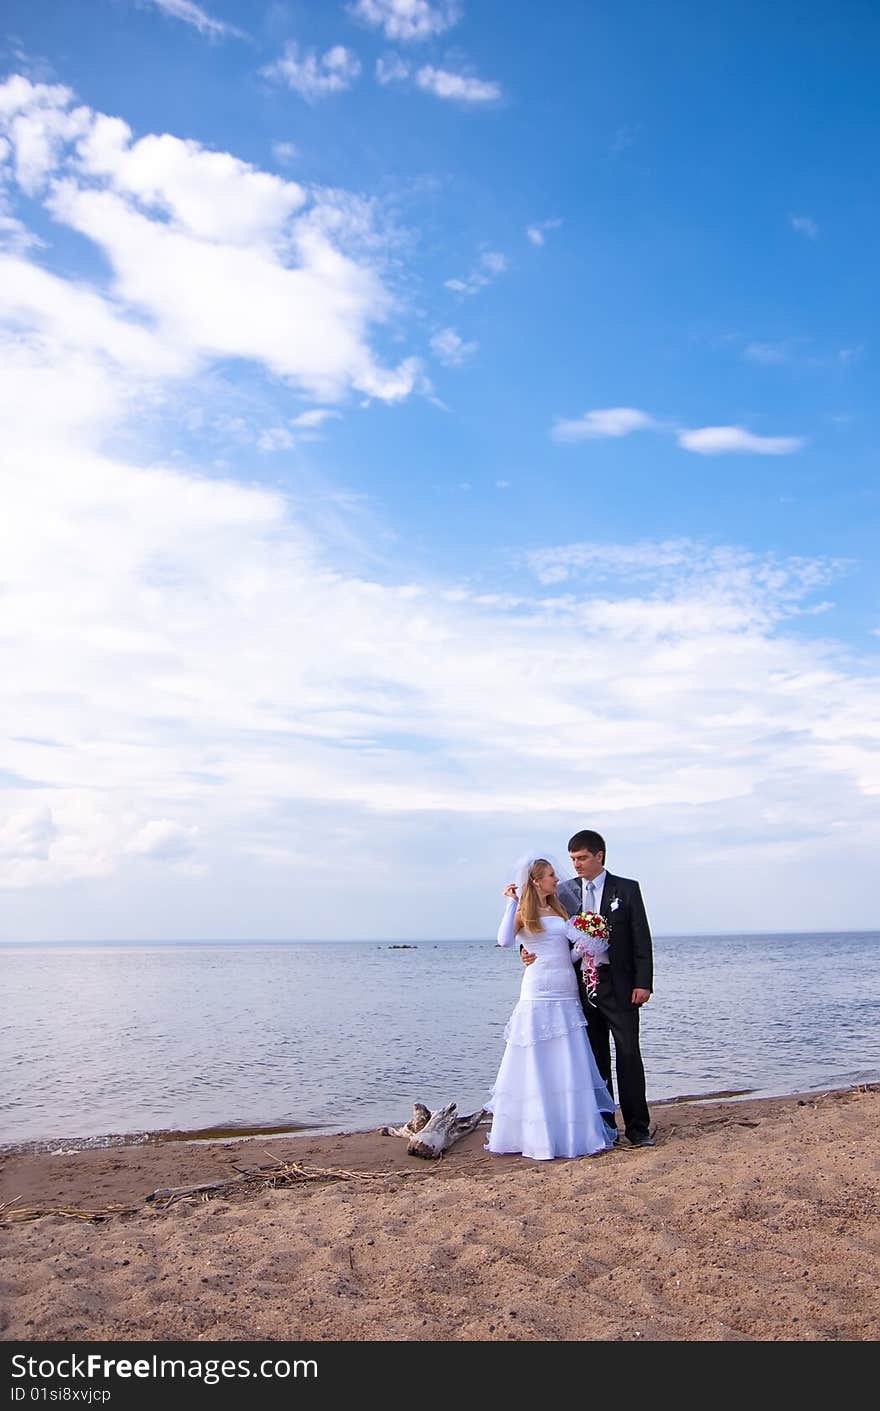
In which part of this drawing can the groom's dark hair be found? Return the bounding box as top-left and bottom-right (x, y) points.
(568, 829), (606, 862)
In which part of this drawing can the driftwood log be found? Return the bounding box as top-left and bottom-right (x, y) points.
(380, 1101), (486, 1159)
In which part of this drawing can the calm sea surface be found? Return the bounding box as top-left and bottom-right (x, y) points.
(2, 933), (878, 1150)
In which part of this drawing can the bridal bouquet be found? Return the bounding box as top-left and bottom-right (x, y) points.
(566, 911), (610, 1003)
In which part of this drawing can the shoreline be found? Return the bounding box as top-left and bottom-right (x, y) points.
(9, 1076), (879, 1158)
(0, 1083), (761, 1157)
(2, 1083), (879, 1341)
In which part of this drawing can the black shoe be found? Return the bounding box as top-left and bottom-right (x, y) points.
(627, 1134), (655, 1148)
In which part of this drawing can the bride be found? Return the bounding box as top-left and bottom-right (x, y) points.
(486, 853), (617, 1161)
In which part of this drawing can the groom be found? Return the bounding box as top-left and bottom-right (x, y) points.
(524, 829), (655, 1147)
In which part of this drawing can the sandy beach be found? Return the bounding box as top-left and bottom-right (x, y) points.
(1, 1085), (878, 1343)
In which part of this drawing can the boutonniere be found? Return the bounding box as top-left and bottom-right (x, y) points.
(609, 897), (620, 912)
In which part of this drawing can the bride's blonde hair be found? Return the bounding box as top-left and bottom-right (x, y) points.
(518, 858), (567, 935)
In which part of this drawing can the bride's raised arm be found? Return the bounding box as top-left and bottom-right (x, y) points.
(496, 888), (522, 947)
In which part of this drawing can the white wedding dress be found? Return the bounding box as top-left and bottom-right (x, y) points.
(486, 905), (616, 1161)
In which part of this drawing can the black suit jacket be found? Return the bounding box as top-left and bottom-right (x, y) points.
(557, 871), (654, 1007)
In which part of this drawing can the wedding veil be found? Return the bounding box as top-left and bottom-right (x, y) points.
(510, 850), (565, 893)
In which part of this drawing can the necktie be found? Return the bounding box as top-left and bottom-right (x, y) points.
(583, 879), (595, 914)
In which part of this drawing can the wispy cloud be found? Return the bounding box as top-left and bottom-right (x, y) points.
(789, 212), (819, 240)
(552, 406), (805, 456)
(272, 141), (299, 165)
(0, 208), (42, 253)
(526, 217), (562, 247)
(255, 409), (342, 451)
(415, 66), (501, 104)
(743, 338), (862, 372)
(551, 408), (656, 441)
(375, 54), (410, 84)
(146, 0), (245, 40)
(610, 122), (640, 155)
(263, 44), (362, 102)
(445, 249), (506, 295)
(376, 55), (501, 106)
(526, 538), (845, 598)
(744, 341), (791, 365)
(430, 326), (477, 365)
(349, 0), (461, 42)
(256, 425), (296, 452)
(677, 426), (805, 455)
(293, 408), (342, 429)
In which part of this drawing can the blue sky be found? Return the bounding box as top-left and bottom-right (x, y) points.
(0, 0), (878, 940)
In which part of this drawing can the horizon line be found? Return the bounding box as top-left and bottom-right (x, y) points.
(2, 928), (879, 945)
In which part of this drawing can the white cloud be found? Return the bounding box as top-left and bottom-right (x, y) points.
(292, 408), (342, 428)
(744, 339), (861, 371)
(125, 819), (198, 859)
(678, 425), (805, 456)
(147, 0), (245, 40)
(256, 408), (341, 449)
(0, 252), (188, 378)
(0, 806), (57, 861)
(0, 75), (419, 406)
(551, 407), (806, 457)
(526, 218), (562, 246)
(256, 425), (296, 451)
(430, 326), (477, 365)
(529, 538), (699, 586)
(75, 119), (309, 244)
(46, 184), (415, 400)
(0, 131), (42, 249)
(526, 538), (845, 598)
(445, 249), (506, 295)
(0, 76), (91, 195)
(551, 407), (655, 441)
(744, 341), (790, 365)
(263, 44), (362, 102)
(0, 210), (40, 252)
(790, 213), (819, 240)
(272, 141), (300, 165)
(349, 0), (461, 42)
(415, 66), (501, 104)
(375, 54), (410, 84)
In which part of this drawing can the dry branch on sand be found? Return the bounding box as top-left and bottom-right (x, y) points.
(0, 1156), (421, 1224)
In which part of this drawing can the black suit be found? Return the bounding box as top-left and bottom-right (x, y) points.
(558, 871), (653, 1143)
